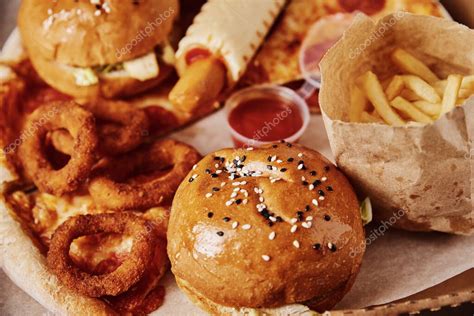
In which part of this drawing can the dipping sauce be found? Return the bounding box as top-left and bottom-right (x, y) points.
(228, 97), (304, 147)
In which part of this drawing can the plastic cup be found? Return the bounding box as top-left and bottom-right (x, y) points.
(224, 85), (310, 148)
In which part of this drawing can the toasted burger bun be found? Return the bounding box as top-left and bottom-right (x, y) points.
(168, 143), (366, 313)
(28, 52), (174, 99)
(18, 0), (179, 98)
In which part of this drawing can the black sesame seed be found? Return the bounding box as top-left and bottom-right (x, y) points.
(267, 165), (273, 170)
(223, 217), (230, 222)
(280, 140), (285, 143)
(220, 157), (225, 162)
(212, 187), (220, 192)
(313, 243), (321, 250)
(286, 143), (292, 147)
(95, 4), (101, 9)
(217, 231), (224, 236)
(287, 157), (294, 162)
(267, 156), (272, 162)
(276, 216), (283, 222)
(330, 244), (337, 252)
(310, 171), (317, 176)
(324, 215), (331, 221)
(280, 168), (287, 172)
(188, 177), (194, 182)
(313, 180), (321, 186)
(261, 209), (270, 219)
(305, 205), (310, 212)
(241, 155), (247, 162)
(272, 145), (278, 148)
(235, 199), (242, 205)
(214, 157), (221, 161)
(207, 212), (214, 218)
(268, 222), (274, 227)
(318, 190), (325, 196)
(205, 169), (211, 174)
(327, 186), (333, 192)
(324, 166), (330, 172)
(211, 173), (218, 178)
(297, 211), (304, 221)
(302, 181), (309, 186)
(298, 160), (304, 165)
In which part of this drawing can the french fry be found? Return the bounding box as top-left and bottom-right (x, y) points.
(440, 74), (462, 115)
(434, 80), (473, 98)
(390, 97), (434, 124)
(400, 89), (422, 101)
(360, 111), (384, 123)
(402, 75), (441, 103)
(371, 110), (383, 121)
(413, 100), (442, 117)
(349, 85), (369, 122)
(461, 75), (474, 91)
(456, 98), (466, 106)
(384, 75), (404, 100)
(360, 71), (405, 126)
(391, 48), (439, 83)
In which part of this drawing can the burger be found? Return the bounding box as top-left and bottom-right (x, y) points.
(168, 142), (366, 314)
(18, 0), (179, 99)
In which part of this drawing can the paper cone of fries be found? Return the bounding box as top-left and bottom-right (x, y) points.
(319, 13), (473, 235)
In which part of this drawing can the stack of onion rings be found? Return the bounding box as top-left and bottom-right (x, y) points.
(88, 139), (201, 210)
(47, 212), (158, 297)
(18, 101), (98, 195)
(50, 99), (149, 156)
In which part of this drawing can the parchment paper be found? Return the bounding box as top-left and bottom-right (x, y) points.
(319, 13), (474, 235)
(0, 109), (473, 314)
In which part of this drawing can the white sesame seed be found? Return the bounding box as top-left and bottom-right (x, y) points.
(225, 200), (234, 206)
(269, 232), (276, 240)
(215, 163), (219, 168)
(319, 196), (325, 201)
(269, 216), (277, 222)
(259, 196), (265, 203)
(242, 224), (251, 230)
(301, 176), (306, 181)
(215, 170), (222, 174)
(290, 218), (298, 224)
(240, 181), (247, 185)
(297, 164), (304, 170)
(277, 159), (283, 163)
(312, 199), (319, 206)
(272, 166), (278, 171)
(309, 184), (315, 190)
(232, 182), (241, 186)
(94, 10), (102, 16)
(47, 8), (53, 15)
(233, 187), (240, 192)
(232, 222), (239, 229)
(230, 192), (238, 198)
(192, 164), (198, 170)
(291, 225), (298, 233)
(327, 242), (333, 249)
(192, 174), (198, 179)
(205, 193), (213, 198)
(298, 153), (303, 158)
(262, 255), (271, 261)
(322, 177), (328, 182)
(293, 240), (300, 248)
(306, 216), (313, 221)
(221, 182), (226, 187)
(234, 156), (240, 161)
(243, 199), (248, 205)
(302, 222), (310, 229)
(254, 187), (260, 194)
(247, 147), (254, 151)
(271, 155), (277, 162)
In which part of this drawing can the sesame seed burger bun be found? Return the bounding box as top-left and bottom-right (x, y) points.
(168, 143), (365, 314)
(18, 0), (179, 98)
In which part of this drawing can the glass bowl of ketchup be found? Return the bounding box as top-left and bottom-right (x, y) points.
(225, 85), (310, 148)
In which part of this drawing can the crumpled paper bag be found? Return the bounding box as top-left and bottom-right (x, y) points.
(319, 12), (473, 235)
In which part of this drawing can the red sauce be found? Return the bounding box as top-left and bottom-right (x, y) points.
(185, 48), (212, 65)
(228, 97), (303, 146)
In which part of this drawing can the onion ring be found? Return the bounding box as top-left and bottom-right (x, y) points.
(108, 238), (169, 314)
(50, 99), (149, 156)
(47, 212), (157, 297)
(18, 101), (98, 195)
(88, 139), (201, 210)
